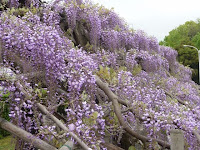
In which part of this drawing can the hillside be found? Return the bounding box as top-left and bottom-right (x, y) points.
(0, 0), (200, 149)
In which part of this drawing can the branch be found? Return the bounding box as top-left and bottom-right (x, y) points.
(193, 130), (200, 144)
(96, 87), (109, 103)
(95, 75), (170, 148)
(16, 71), (45, 80)
(101, 142), (125, 150)
(165, 90), (200, 120)
(36, 103), (91, 150)
(0, 117), (57, 150)
(1, 71), (77, 150)
(0, 69), (44, 85)
(57, 88), (68, 96)
(118, 90), (200, 144)
(13, 79), (89, 149)
(14, 80), (32, 98)
(165, 90), (187, 105)
(117, 98), (144, 122)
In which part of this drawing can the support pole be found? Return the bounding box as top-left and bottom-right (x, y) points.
(170, 129), (184, 150)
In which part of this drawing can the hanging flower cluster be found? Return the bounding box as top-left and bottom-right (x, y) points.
(65, 48), (97, 100)
(0, 0), (200, 150)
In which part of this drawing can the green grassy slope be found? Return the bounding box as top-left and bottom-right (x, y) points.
(0, 136), (15, 150)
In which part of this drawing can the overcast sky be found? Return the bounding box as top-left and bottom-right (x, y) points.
(92, 0), (200, 41)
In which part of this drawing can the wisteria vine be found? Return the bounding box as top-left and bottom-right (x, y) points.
(0, 0), (200, 150)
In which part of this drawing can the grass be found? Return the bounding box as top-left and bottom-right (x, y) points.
(0, 136), (15, 150)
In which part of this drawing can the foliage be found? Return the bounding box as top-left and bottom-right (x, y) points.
(192, 32), (200, 49)
(0, 91), (11, 138)
(0, 136), (15, 150)
(0, 0), (200, 150)
(160, 20), (200, 83)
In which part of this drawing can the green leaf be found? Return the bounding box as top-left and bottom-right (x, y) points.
(90, 111), (98, 120)
(1, 91), (10, 101)
(99, 65), (103, 71)
(80, 4), (85, 9)
(35, 88), (42, 98)
(132, 65), (142, 76)
(97, 65), (111, 81)
(41, 88), (47, 96)
(128, 146), (136, 150)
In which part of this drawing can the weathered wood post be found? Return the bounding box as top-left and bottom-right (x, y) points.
(59, 141), (74, 150)
(170, 129), (184, 150)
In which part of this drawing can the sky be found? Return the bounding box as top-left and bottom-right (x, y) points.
(92, 0), (200, 41)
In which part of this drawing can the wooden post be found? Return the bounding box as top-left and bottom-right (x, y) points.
(59, 141), (74, 150)
(170, 129), (184, 150)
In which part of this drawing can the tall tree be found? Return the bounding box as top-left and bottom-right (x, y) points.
(160, 20), (200, 83)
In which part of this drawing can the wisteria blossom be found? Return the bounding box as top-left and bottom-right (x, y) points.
(0, 0), (200, 150)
